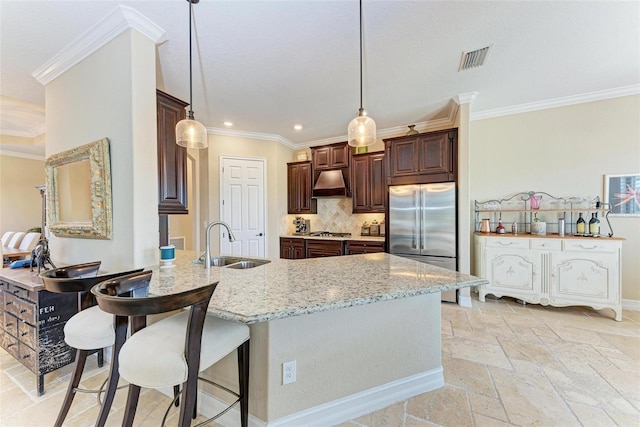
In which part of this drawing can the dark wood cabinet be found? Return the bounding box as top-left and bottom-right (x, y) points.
(351, 152), (386, 213)
(280, 237), (306, 259)
(287, 161), (317, 214)
(306, 239), (344, 258)
(345, 240), (385, 255)
(311, 142), (350, 170)
(157, 90), (189, 215)
(384, 129), (457, 185)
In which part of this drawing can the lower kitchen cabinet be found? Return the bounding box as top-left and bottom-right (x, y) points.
(345, 240), (385, 255)
(280, 237), (306, 259)
(306, 239), (344, 258)
(474, 234), (623, 321)
(1, 280), (78, 394)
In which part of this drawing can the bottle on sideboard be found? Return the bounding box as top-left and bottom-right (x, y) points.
(589, 212), (600, 235)
(496, 219), (506, 234)
(576, 213), (586, 234)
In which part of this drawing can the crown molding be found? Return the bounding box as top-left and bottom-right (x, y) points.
(0, 149), (45, 161)
(207, 127), (297, 149)
(471, 84), (640, 121)
(454, 92), (479, 105)
(32, 6), (166, 86)
(0, 125), (46, 139)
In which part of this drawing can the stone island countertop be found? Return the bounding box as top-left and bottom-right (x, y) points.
(150, 251), (487, 324)
(0, 251), (488, 325)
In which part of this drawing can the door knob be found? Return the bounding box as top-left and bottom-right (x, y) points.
(256, 233), (263, 236)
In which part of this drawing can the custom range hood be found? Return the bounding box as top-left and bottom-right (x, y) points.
(312, 169), (349, 198)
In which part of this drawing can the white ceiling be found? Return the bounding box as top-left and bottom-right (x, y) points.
(1, 0), (639, 156)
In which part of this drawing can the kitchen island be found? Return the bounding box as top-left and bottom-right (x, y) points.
(0, 251), (487, 426)
(151, 251), (487, 426)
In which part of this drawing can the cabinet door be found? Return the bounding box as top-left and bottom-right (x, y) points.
(331, 143), (350, 168)
(351, 155), (370, 212)
(417, 131), (454, 181)
(550, 252), (618, 306)
(292, 244), (306, 259)
(389, 139), (417, 177)
(312, 147), (331, 170)
(369, 153), (386, 212)
(287, 162), (316, 214)
(157, 90), (189, 214)
(484, 248), (543, 300)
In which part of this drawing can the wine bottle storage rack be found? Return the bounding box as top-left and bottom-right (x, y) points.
(474, 191), (614, 237)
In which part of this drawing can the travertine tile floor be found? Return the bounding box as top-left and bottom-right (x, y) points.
(1, 294), (639, 426)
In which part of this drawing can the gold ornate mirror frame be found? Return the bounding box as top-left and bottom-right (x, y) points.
(45, 138), (113, 239)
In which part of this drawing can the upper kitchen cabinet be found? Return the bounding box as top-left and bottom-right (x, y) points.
(287, 161), (317, 214)
(351, 152), (386, 213)
(384, 129), (457, 185)
(311, 142), (350, 170)
(157, 90), (189, 214)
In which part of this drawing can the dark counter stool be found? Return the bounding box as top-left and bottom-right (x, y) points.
(40, 262), (145, 427)
(92, 277), (250, 427)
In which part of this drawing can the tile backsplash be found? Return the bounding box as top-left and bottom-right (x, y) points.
(281, 198), (385, 236)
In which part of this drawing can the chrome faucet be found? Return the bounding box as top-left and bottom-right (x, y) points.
(203, 221), (236, 269)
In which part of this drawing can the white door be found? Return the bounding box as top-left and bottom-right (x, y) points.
(220, 157), (266, 257)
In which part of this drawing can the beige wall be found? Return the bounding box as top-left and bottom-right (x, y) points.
(206, 134), (294, 258)
(0, 155), (45, 233)
(470, 94), (640, 301)
(45, 29), (159, 271)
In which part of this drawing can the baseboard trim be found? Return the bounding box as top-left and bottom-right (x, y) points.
(622, 299), (640, 312)
(172, 367), (444, 427)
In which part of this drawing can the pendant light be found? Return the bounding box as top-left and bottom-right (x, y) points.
(347, 0), (376, 148)
(175, 0), (208, 149)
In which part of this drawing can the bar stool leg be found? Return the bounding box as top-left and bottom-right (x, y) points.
(238, 340), (250, 427)
(54, 349), (88, 427)
(96, 320), (127, 426)
(122, 384), (141, 427)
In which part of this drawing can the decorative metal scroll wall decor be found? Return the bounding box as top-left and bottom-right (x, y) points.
(45, 138), (113, 239)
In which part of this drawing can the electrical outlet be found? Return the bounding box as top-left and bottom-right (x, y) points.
(282, 360), (296, 385)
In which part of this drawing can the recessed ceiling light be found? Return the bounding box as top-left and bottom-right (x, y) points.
(223, 121), (233, 127)
(294, 124), (303, 131)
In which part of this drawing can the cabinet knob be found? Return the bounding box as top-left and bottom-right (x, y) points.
(256, 233), (264, 237)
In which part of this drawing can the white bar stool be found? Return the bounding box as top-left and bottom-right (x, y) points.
(92, 277), (250, 427)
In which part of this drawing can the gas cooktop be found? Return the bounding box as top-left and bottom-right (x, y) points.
(309, 231), (352, 237)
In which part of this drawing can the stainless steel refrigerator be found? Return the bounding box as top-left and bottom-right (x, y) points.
(388, 182), (458, 302)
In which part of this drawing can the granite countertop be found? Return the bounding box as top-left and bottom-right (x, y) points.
(282, 234), (385, 242)
(0, 251), (488, 325)
(149, 251), (486, 324)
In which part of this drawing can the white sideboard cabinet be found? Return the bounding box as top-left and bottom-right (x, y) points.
(474, 234), (623, 321)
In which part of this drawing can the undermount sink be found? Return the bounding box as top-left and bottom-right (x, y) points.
(210, 256), (244, 266)
(225, 259), (271, 269)
(193, 255), (243, 266)
(193, 255), (270, 269)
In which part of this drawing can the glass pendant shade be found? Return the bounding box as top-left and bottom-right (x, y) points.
(348, 111), (376, 147)
(176, 117), (208, 149)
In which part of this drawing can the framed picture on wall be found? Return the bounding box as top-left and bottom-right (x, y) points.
(604, 174), (640, 216)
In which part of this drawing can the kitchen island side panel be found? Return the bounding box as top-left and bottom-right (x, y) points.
(201, 293), (441, 423)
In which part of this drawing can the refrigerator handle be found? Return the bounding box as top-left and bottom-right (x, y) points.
(413, 190), (419, 249)
(420, 188), (425, 250)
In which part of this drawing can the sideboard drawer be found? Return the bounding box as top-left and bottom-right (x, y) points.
(4, 333), (19, 359)
(3, 312), (18, 338)
(485, 238), (529, 250)
(563, 240), (618, 254)
(530, 239), (562, 251)
(18, 321), (36, 349)
(19, 342), (37, 372)
(6, 283), (31, 301)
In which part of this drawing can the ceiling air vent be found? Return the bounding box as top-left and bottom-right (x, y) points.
(459, 45), (491, 71)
